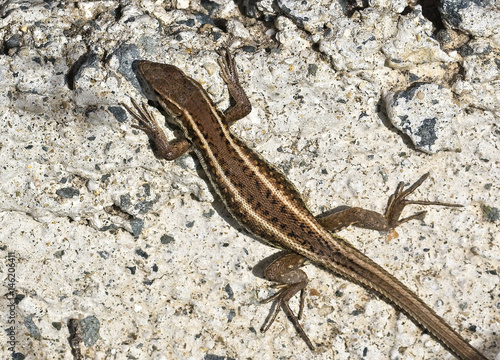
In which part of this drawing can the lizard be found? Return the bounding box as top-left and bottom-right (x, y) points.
(122, 47), (489, 360)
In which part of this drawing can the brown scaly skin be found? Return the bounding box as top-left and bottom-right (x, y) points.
(122, 48), (488, 360)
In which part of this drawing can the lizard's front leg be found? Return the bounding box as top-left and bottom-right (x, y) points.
(217, 47), (252, 124)
(122, 98), (191, 161)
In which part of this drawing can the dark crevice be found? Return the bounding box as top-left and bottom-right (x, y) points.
(418, 0), (445, 32)
(114, 4), (123, 22)
(66, 53), (90, 90)
(401, 6), (413, 15)
(212, 17), (228, 32)
(455, 61), (466, 82)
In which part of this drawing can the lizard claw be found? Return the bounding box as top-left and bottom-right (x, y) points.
(121, 98), (191, 161)
(259, 252), (314, 349)
(217, 46), (240, 87)
(121, 98), (159, 136)
(385, 173), (463, 229)
(260, 283), (313, 349)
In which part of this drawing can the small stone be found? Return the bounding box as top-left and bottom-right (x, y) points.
(482, 204), (499, 223)
(385, 82), (461, 153)
(81, 316), (100, 347)
(56, 187), (80, 198)
(24, 315), (41, 340)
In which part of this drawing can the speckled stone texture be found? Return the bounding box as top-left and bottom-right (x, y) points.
(0, 1), (498, 360)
